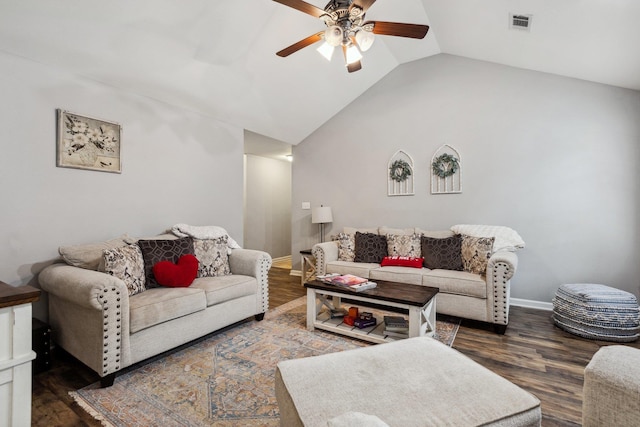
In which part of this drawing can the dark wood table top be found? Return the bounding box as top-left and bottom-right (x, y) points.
(0, 280), (41, 309)
(305, 279), (438, 307)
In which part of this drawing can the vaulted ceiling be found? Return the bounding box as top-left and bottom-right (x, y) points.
(1, 0), (638, 145)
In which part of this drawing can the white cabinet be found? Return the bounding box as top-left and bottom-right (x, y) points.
(0, 282), (40, 427)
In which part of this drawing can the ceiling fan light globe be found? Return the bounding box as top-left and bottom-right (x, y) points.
(355, 30), (375, 52)
(316, 42), (335, 61)
(324, 25), (343, 47)
(345, 44), (363, 65)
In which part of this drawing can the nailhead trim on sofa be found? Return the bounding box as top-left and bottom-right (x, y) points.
(98, 286), (123, 376)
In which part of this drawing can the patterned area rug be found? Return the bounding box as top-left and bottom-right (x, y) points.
(71, 297), (460, 426)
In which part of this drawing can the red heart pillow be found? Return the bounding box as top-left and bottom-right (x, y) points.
(152, 254), (199, 287)
(380, 256), (425, 268)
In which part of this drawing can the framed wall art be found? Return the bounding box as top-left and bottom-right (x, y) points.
(430, 144), (461, 194)
(56, 109), (121, 173)
(387, 150), (415, 196)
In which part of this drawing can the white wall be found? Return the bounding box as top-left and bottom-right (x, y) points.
(292, 54), (640, 304)
(244, 154), (292, 258)
(0, 52), (245, 320)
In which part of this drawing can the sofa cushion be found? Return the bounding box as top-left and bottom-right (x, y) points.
(370, 266), (427, 286)
(423, 269), (487, 298)
(335, 232), (356, 262)
(153, 254), (199, 288)
(193, 236), (231, 277)
(59, 234), (135, 270)
(103, 244), (146, 296)
(138, 237), (195, 288)
(326, 261), (379, 278)
(354, 232), (388, 263)
(421, 234), (464, 271)
(190, 275), (257, 306)
(129, 287), (207, 333)
(461, 235), (495, 274)
(386, 233), (421, 257)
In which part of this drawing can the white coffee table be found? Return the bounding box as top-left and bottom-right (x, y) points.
(304, 279), (438, 344)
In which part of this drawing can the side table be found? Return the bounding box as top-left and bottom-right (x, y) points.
(0, 280), (40, 427)
(300, 249), (316, 286)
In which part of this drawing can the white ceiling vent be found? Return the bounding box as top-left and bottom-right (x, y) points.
(510, 14), (532, 31)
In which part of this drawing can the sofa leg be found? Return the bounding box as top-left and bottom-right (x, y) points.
(100, 373), (116, 388)
(255, 313), (265, 321)
(494, 324), (507, 335)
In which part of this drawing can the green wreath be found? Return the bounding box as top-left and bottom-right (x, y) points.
(432, 153), (459, 178)
(389, 159), (412, 182)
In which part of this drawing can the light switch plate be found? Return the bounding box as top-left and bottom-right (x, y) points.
(301, 202), (311, 210)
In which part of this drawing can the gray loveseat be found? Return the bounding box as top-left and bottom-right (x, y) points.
(313, 226), (522, 333)
(39, 232), (271, 387)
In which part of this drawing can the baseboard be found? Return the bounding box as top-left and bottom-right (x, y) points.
(290, 270), (301, 277)
(510, 298), (553, 311)
(271, 255), (292, 269)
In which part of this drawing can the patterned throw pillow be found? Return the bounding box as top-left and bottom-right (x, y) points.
(193, 236), (232, 277)
(354, 232), (388, 263)
(387, 233), (421, 258)
(336, 232), (356, 262)
(461, 235), (495, 275)
(103, 244), (146, 296)
(421, 235), (464, 271)
(137, 237), (195, 288)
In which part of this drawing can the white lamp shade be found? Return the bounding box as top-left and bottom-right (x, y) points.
(345, 44), (362, 65)
(324, 25), (343, 47)
(316, 41), (335, 61)
(355, 29), (375, 52)
(311, 206), (333, 224)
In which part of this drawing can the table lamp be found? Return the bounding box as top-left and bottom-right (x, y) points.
(311, 206), (333, 243)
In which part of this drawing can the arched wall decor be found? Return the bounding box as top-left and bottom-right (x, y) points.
(387, 150), (414, 196)
(431, 145), (462, 194)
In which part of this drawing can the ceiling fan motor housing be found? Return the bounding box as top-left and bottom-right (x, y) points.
(322, 0), (367, 46)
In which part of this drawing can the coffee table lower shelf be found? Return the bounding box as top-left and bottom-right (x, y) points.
(306, 287), (436, 344)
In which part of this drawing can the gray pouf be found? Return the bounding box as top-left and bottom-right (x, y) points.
(553, 283), (640, 342)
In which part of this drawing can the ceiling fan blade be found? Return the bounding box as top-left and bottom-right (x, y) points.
(272, 0), (325, 18)
(350, 0), (377, 13)
(365, 21), (429, 39)
(276, 32), (323, 57)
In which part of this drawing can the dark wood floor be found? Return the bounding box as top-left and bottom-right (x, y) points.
(32, 267), (640, 426)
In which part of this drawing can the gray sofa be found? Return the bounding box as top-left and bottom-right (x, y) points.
(39, 234), (271, 387)
(312, 227), (519, 333)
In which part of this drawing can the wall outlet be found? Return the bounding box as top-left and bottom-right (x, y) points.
(301, 202), (311, 210)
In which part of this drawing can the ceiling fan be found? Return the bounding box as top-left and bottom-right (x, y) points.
(273, 0), (429, 73)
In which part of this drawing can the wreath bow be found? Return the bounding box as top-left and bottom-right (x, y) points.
(432, 154), (459, 178)
(389, 159), (412, 182)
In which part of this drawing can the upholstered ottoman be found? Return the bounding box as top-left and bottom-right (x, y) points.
(583, 345), (640, 426)
(553, 284), (640, 342)
(275, 337), (541, 427)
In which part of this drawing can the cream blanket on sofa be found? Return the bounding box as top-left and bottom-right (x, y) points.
(451, 224), (525, 252)
(170, 223), (242, 249)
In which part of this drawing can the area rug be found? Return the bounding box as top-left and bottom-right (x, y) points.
(71, 296), (460, 426)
